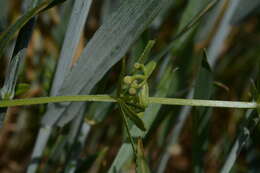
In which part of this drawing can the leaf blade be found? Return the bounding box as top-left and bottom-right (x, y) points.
(41, 0), (170, 127)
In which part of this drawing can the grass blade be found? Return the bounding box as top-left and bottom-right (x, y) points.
(41, 0), (170, 127)
(192, 51), (213, 173)
(230, 0), (260, 24)
(26, 127), (52, 173)
(28, 0), (93, 172)
(0, 0), (42, 127)
(207, 0), (241, 66)
(63, 108), (86, 173)
(220, 110), (259, 173)
(155, 0), (218, 60)
(100, 0), (121, 23)
(50, 0), (92, 96)
(0, 0), (67, 59)
(0, 1), (9, 32)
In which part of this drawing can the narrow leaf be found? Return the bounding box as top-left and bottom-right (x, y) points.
(155, 0), (218, 60)
(121, 101), (146, 131)
(192, 50), (213, 173)
(137, 40), (155, 64)
(0, 0), (67, 58)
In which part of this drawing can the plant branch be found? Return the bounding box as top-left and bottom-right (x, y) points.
(0, 95), (257, 109)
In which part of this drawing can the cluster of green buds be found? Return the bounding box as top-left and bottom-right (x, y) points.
(123, 63), (147, 95)
(121, 61), (156, 109)
(123, 63), (149, 96)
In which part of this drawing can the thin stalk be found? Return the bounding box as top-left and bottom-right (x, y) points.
(0, 95), (257, 109)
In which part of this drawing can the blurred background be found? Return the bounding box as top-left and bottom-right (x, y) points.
(0, 0), (260, 172)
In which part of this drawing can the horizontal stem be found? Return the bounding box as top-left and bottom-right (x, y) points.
(149, 97), (257, 109)
(0, 95), (257, 109)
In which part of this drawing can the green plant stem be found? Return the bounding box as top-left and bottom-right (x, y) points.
(0, 95), (257, 109)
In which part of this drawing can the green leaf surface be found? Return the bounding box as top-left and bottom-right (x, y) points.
(192, 50), (213, 173)
(27, 1), (87, 172)
(50, 0), (92, 96)
(42, 0), (170, 127)
(194, 50), (213, 101)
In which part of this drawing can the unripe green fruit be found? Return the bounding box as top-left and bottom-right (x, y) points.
(134, 63), (141, 69)
(123, 76), (133, 84)
(129, 88), (137, 95)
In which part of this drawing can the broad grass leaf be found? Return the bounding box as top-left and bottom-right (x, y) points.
(28, 1), (93, 171)
(42, 0), (170, 127)
(50, 0), (92, 96)
(100, 0), (121, 23)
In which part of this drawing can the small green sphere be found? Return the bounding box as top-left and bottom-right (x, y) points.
(123, 76), (133, 84)
(129, 88), (137, 95)
(134, 63), (141, 69)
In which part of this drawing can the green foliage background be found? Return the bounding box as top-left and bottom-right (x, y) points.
(0, 0), (260, 172)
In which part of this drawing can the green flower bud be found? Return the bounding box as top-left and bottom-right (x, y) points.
(134, 63), (141, 69)
(123, 76), (133, 84)
(129, 87), (137, 95)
